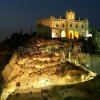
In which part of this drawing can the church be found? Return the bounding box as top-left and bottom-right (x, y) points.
(36, 9), (92, 39)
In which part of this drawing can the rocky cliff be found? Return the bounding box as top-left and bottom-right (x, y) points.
(0, 39), (96, 100)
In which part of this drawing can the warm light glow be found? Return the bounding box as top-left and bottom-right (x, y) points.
(81, 75), (85, 80)
(61, 31), (66, 37)
(67, 75), (71, 79)
(52, 29), (60, 38)
(86, 64), (89, 67)
(68, 30), (74, 39)
(39, 79), (48, 87)
(68, 15), (71, 19)
(75, 31), (79, 39)
(71, 15), (73, 19)
(52, 31), (56, 38)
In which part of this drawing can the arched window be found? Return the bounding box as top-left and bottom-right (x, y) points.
(75, 31), (79, 39)
(82, 25), (84, 28)
(76, 24), (78, 28)
(56, 24), (59, 27)
(68, 30), (74, 39)
(62, 24), (65, 28)
(61, 31), (66, 37)
(70, 24), (72, 27)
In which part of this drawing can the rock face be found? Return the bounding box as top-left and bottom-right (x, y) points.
(0, 39), (95, 100)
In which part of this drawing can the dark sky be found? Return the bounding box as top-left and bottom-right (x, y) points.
(0, 0), (100, 41)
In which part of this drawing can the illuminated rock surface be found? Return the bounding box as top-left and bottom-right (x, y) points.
(0, 39), (96, 100)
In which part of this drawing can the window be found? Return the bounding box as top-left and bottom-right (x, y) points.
(70, 24), (72, 27)
(68, 30), (74, 39)
(82, 32), (84, 36)
(62, 24), (65, 28)
(75, 31), (79, 39)
(61, 31), (66, 37)
(56, 24), (59, 27)
(82, 25), (84, 28)
(76, 25), (78, 28)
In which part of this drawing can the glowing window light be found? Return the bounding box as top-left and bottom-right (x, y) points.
(52, 32), (56, 38)
(68, 30), (74, 39)
(75, 31), (79, 39)
(52, 29), (59, 38)
(61, 31), (66, 37)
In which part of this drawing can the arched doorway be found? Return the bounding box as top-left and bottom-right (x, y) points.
(61, 30), (66, 37)
(75, 31), (79, 39)
(68, 30), (74, 39)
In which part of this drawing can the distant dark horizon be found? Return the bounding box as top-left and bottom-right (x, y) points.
(0, 0), (100, 41)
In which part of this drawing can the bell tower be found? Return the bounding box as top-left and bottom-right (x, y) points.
(65, 9), (75, 21)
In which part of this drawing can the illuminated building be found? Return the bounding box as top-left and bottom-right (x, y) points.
(36, 9), (92, 39)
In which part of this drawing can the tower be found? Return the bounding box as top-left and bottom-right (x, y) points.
(65, 9), (75, 21)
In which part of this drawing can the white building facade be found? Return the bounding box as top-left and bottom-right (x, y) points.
(36, 10), (92, 39)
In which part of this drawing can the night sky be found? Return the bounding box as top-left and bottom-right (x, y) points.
(0, 0), (100, 41)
